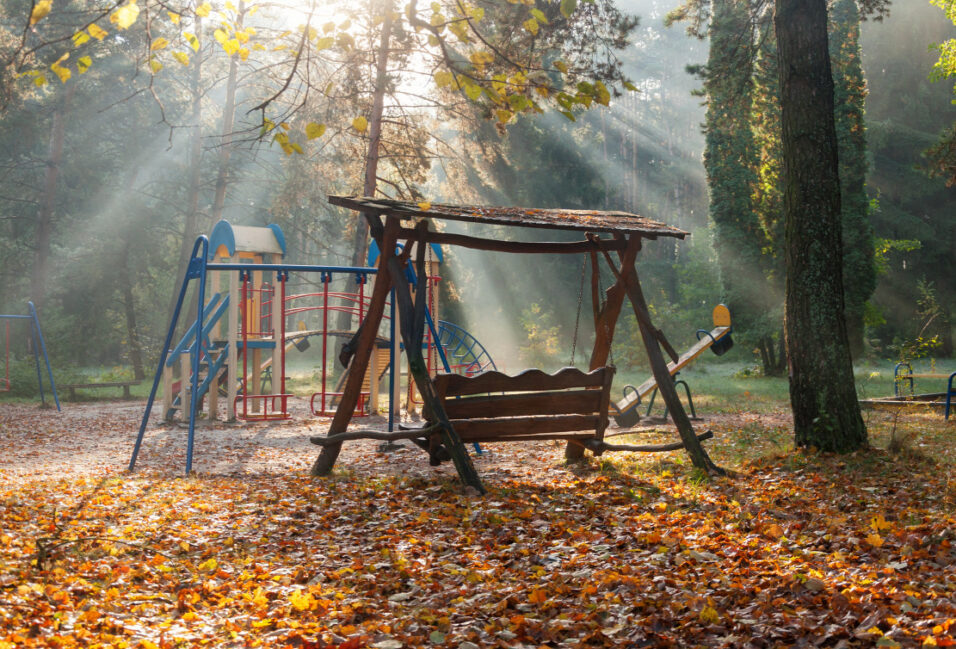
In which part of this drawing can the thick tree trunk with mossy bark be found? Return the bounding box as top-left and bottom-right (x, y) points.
(775, 0), (867, 451)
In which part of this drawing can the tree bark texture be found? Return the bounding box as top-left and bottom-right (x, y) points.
(775, 0), (867, 451)
(211, 1), (244, 224)
(336, 4), (394, 343)
(32, 83), (75, 310)
(167, 14), (205, 335)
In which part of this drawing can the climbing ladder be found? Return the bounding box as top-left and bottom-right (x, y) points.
(436, 320), (498, 376)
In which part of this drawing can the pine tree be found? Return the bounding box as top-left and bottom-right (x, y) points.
(702, 0), (780, 373)
(829, 0), (876, 359)
(750, 21), (787, 375)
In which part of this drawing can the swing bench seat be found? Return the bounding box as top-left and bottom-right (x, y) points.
(425, 366), (616, 447)
(310, 366), (616, 460)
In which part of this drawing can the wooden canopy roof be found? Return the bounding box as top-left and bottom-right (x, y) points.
(328, 195), (688, 240)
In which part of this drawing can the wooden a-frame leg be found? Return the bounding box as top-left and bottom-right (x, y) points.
(615, 249), (725, 476)
(564, 235), (639, 461)
(310, 224), (397, 477)
(387, 225), (485, 494)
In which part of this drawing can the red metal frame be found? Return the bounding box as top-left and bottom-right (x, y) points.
(236, 271), (291, 421)
(308, 274), (371, 418)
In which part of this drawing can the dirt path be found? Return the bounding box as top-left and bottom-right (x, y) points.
(0, 398), (792, 485)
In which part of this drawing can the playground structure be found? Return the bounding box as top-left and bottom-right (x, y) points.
(859, 362), (956, 419)
(130, 219), (497, 474)
(308, 196), (719, 493)
(610, 304), (733, 427)
(0, 302), (60, 410)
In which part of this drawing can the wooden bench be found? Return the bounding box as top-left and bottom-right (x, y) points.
(311, 365), (714, 461)
(416, 366), (615, 462)
(61, 381), (138, 401)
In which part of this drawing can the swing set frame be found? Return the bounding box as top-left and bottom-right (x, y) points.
(0, 302), (61, 410)
(308, 196), (724, 493)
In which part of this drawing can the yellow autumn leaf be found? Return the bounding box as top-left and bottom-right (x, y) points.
(352, 116), (368, 132)
(523, 17), (538, 35)
(866, 533), (884, 548)
(72, 31), (90, 46)
(235, 30), (249, 43)
(149, 58), (163, 73)
(699, 606), (720, 624)
(195, 2), (211, 17)
(110, 1), (140, 30)
(77, 55), (92, 73)
(173, 51), (190, 66)
(184, 32), (200, 51)
(238, 47), (249, 61)
(168, 10), (181, 23)
(305, 122), (326, 140)
(222, 38), (240, 56)
(34, 74), (47, 87)
(150, 37), (168, 51)
(51, 65), (70, 83)
(50, 53), (70, 83)
(417, 202), (431, 211)
(870, 514), (892, 532)
(30, 0), (52, 26)
(198, 557), (218, 572)
(434, 70), (453, 88)
(214, 28), (228, 44)
(88, 24), (108, 40)
(554, 60), (568, 73)
(496, 109), (512, 123)
(289, 589), (313, 611)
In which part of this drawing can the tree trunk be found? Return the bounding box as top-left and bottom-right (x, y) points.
(166, 14), (204, 331)
(31, 83), (76, 310)
(335, 4), (393, 339)
(775, 0), (867, 451)
(210, 2), (244, 224)
(119, 243), (146, 380)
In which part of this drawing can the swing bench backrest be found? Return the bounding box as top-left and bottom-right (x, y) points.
(429, 366), (615, 444)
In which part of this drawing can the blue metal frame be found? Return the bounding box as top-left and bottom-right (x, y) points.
(946, 372), (955, 420)
(129, 234), (500, 474)
(130, 236), (387, 476)
(0, 303), (60, 411)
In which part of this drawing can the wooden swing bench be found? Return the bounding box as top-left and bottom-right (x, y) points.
(309, 196), (724, 492)
(311, 366), (615, 457)
(310, 365), (714, 461)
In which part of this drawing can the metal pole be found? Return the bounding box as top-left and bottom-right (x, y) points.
(129, 236), (208, 472)
(185, 241), (209, 476)
(321, 272), (330, 414)
(279, 270), (288, 412)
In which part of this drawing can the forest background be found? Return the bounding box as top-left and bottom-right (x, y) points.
(0, 0), (953, 387)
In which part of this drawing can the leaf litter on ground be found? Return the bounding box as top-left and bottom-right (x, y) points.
(0, 400), (953, 647)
